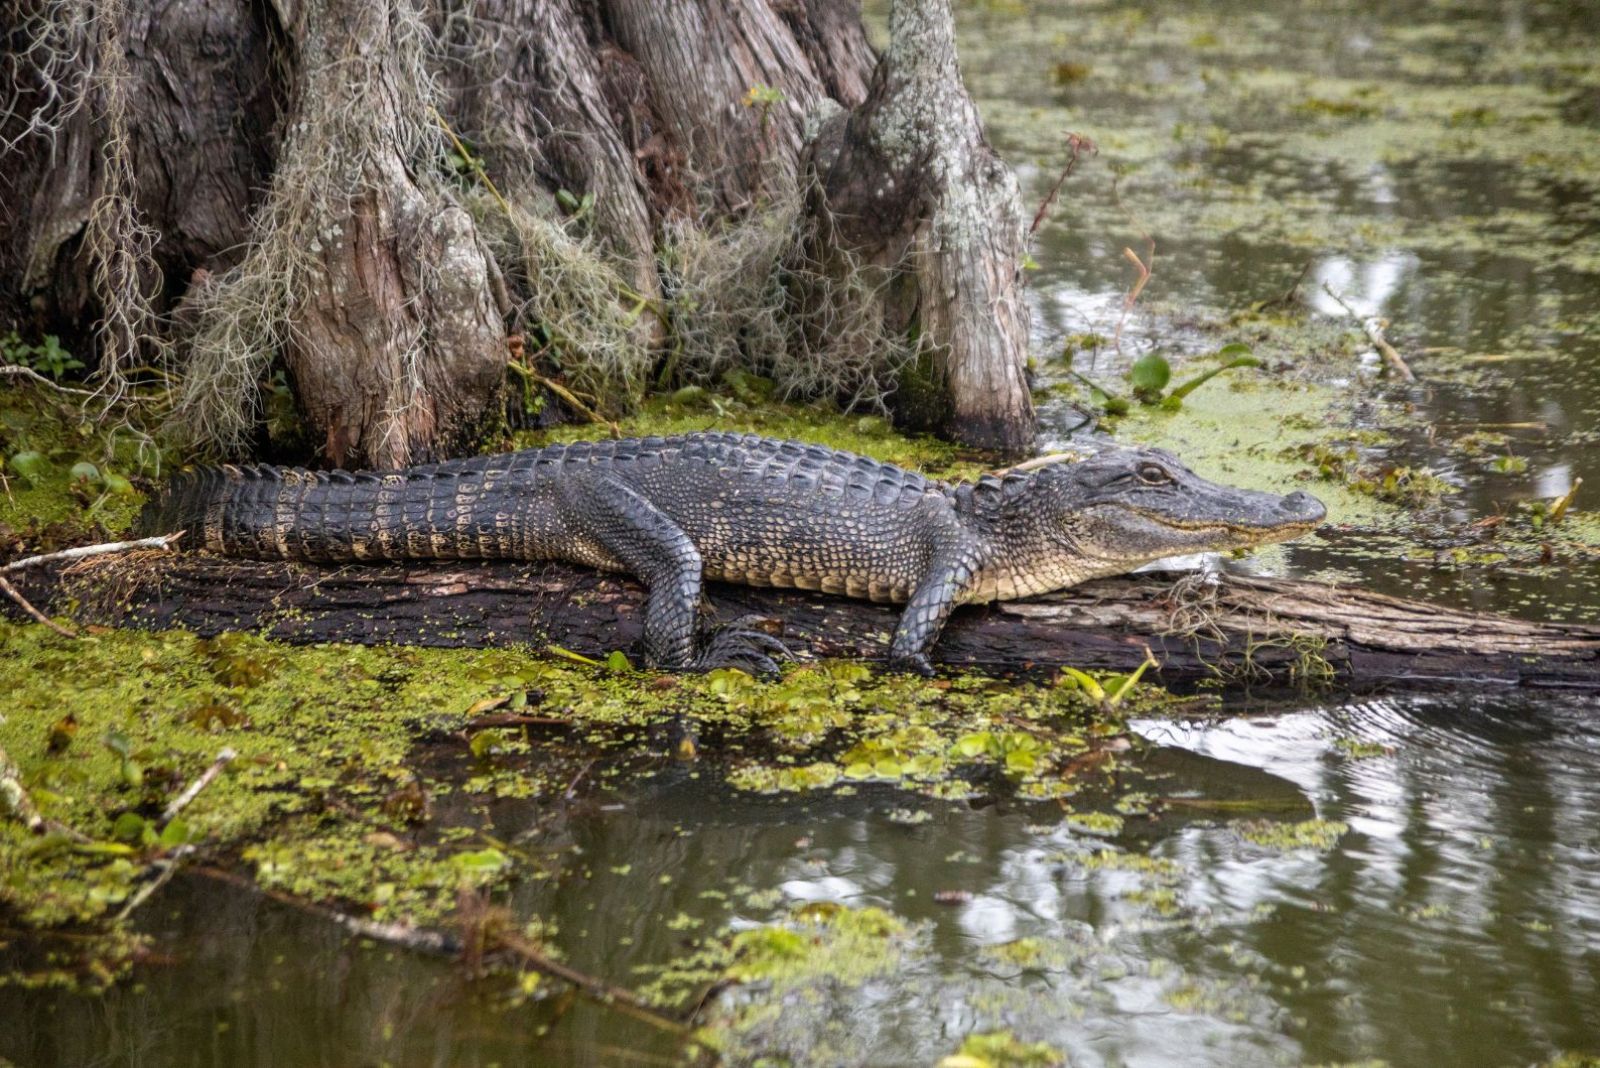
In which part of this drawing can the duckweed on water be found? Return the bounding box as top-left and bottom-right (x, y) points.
(0, 618), (1169, 992)
(1238, 818), (1350, 853)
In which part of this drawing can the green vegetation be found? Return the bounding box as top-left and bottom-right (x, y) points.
(1237, 818), (1350, 852)
(2, 332), (84, 380)
(940, 1031), (1066, 1068)
(1, 385), (152, 549)
(0, 614), (1180, 991)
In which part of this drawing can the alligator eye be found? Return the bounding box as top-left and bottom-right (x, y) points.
(1136, 462), (1171, 485)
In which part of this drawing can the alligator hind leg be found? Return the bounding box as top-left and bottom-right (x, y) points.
(572, 478), (785, 673)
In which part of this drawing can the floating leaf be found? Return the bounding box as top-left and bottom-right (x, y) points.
(159, 817), (195, 848)
(1129, 352), (1171, 402)
(111, 812), (148, 844)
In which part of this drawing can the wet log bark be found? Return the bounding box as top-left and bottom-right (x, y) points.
(13, 558), (1599, 690)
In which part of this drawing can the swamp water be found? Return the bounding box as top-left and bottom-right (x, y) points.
(4, 0), (1599, 1064)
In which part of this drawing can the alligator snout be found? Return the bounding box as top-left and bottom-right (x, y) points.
(1278, 490), (1327, 525)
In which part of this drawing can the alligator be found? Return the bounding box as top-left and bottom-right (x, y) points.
(139, 432), (1326, 674)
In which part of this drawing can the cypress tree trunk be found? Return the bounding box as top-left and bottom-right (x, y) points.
(1, 0), (1035, 467)
(800, 0), (1035, 454)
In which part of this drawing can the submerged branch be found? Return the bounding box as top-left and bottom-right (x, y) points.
(190, 866), (685, 1033)
(1322, 284), (1417, 382)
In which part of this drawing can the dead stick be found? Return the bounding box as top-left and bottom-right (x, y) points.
(1, 532), (183, 574)
(2, 532), (182, 638)
(1322, 284), (1416, 382)
(0, 574), (77, 637)
(115, 748), (241, 920)
(1029, 132), (1096, 237)
(160, 748), (237, 826)
(115, 845), (196, 921)
(191, 866), (686, 1032)
(497, 930), (686, 1033)
(0, 365), (99, 396)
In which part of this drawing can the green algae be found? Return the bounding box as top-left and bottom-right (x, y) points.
(1237, 818), (1350, 853)
(0, 615), (1169, 993)
(682, 904), (915, 1063)
(0, 386), (151, 549)
(0, 624), (538, 986)
(1105, 369), (1399, 529)
(939, 1030), (1066, 1068)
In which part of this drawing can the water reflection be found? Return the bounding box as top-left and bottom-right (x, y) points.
(4, 690), (1597, 1066)
(6, 1), (1600, 1065)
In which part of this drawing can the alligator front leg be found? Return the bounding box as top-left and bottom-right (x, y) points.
(575, 478), (785, 673)
(887, 553), (979, 675)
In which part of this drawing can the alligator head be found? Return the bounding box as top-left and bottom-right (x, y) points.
(964, 446), (1326, 596)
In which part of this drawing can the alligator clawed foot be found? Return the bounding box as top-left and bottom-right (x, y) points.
(692, 615), (792, 677)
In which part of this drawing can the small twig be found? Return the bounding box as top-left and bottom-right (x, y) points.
(114, 748), (239, 921)
(1029, 132), (1097, 237)
(0, 574), (77, 636)
(1257, 259), (1314, 311)
(0, 364), (99, 396)
(989, 452), (1084, 477)
(505, 360), (616, 432)
(1, 532), (183, 574)
(431, 106), (510, 216)
(115, 845), (195, 921)
(2, 533), (182, 638)
(0, 735), (89, 840)
(563, 758), (595, 801)
(497, 929), (685, 1033)
(1110, 176), (1156, 354)
(1321, 284), (1416, 382)
(161, 747), (237, 826)
(1114, 243), (1153, 353)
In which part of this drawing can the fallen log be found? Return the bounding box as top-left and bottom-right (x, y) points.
(9, 555), (1599, 690)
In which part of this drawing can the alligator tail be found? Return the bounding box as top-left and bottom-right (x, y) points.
(136, 463), (510, 563)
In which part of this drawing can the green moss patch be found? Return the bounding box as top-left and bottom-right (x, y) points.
(1, 386), (152, 551)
